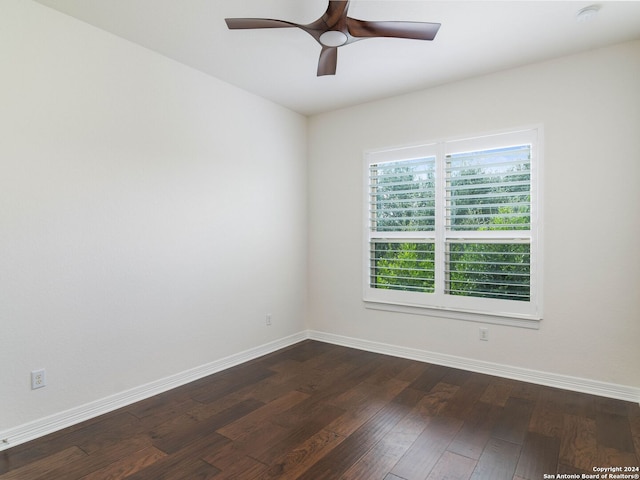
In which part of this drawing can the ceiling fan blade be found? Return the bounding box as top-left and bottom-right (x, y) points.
(323, 1), (350, 28)
(317, 46), (338, 76)
(347, 19), (440, 41)
(225, 18), (298, 29)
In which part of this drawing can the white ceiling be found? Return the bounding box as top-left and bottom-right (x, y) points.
(34, 0), (640, 116)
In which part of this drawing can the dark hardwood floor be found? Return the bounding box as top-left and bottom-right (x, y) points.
(2, 340), (639, 479)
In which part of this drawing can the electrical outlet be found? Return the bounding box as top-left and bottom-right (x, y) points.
(31, 369), (46, 389)
(266, 314), (272, 326)
(479, 328), (489, 341)
(478, 328), (489, 342)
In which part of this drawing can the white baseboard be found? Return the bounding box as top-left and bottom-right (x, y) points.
(0, 331), (307, 452)
(307, 330), (640, 405)
(3, 329), (638, 452)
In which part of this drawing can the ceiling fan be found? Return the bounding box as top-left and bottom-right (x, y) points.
(225, 1), (441, 76)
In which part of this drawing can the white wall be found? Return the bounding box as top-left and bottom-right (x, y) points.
(308, 40), (640, 389)
(0, 0), (307, 431)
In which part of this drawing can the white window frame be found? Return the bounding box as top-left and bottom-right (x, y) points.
(363, 127), (543, 328)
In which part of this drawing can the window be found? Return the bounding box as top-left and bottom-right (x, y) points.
(364, 128), (542, 325)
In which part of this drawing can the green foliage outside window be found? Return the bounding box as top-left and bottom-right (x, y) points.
(447, 242), (530, 301)
(371, 242), (435, 293)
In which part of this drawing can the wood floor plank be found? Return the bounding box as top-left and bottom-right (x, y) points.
(560, 390), (597, 419)
(441, 367), (473, 387)
(161, 459), (220, 480)
(201, 424), (289, 471)
(514, 432), (560, 480)
(596, 447), (639, 470)
(265, 358), (305, 375)
(448, 400), (503, 460)
(595, 411), (635, 452)
(329, 379), (399, 410)
(595, 396), (631, 416)
(135, 397), (202, 430)
(327, 382), (424, 437)
(308, 356), (389, 400)
(27, 435), (154, 480)
(270, 397), (345, 431)
(268, 339), (338, 364)
(508, 380), (541, 403)
(326, 378), (409, 437)
(293, 365), (351, 396)
(185, 388), (257, 423)
(441, 374), (491, 420)
(126, 388), (194, 420)
(243, 371), (310, 404)
(295, 398), (417, 480)
(479, 378), (514, 407)
(341, 409), (428, 480)
(217, 390), (309, 440)
(3, 341), (640, 480)
(254, 428), (345, 480)
(491, 397), (535, 445)
(42, 411), (142, 456)
(408, 364), (450, 393)
(0, 438), (71, 475)
(469, 437), (521, 480)
(208, 455), (269, 480)
(390, 386), (426, 409)
(528, 387), (564, 438)
(557, 463), (589, 476)
(362, 355), (421, 387)
(189, 365), (275, 404)
(124, 432), (228, 480)
(152, 398), (264, 454)
(252, 410), (346, 465)
(0, 446), (87, 480)
(394, 361), (430, 384)
(426, 451), (477, 480)
(384, 474), (407, 480)
(75, 415), (147, 455)
(415, 381), (459, 417)
(77, 446), (166, 480)
(390, 415), (464, 480)
(559, 414), (598, 472)
(630, 414), (640, 457)
(295, 344), (355, 372)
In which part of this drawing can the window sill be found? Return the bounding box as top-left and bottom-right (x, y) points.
(363, 300), (542, 329)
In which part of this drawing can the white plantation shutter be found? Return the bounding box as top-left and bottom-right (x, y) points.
(364, 128), (542, 323)
(368, 148), (438, 296)
(444, 144), (532, 302)
(369, 156), (436, 232)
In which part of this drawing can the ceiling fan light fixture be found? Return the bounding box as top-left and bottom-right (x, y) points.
(319, 30), (348, 47)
